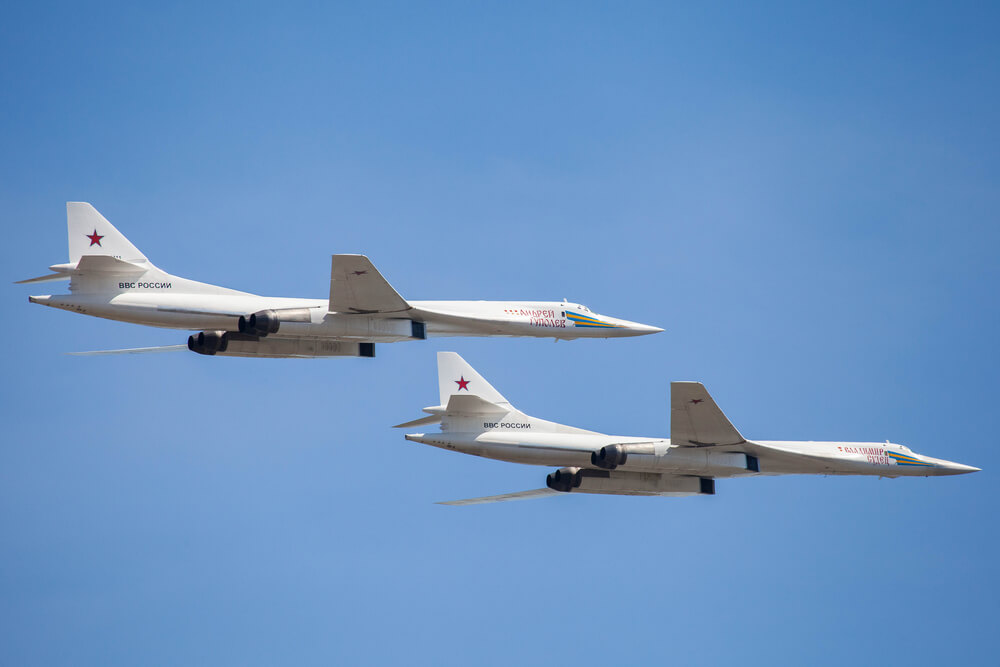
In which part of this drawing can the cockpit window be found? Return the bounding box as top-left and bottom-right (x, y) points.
(578, 304), (591, 312)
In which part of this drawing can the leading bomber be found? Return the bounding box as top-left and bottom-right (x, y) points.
(18, 203), (662, 357)
(399, 352), (979, 504)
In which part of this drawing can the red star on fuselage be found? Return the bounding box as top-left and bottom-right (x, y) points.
(690, 399), (703, 404)
(455, 376), (470, 391)
(86, 229), (104, 247)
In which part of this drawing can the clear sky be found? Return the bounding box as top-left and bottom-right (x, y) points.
(2, 2), (998, 664)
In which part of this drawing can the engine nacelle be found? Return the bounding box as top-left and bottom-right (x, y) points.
(591, 444), (629, 470)
(546, 467), (583, 493)
(188, 330), (229, 355)
(238, 310), (281, 337)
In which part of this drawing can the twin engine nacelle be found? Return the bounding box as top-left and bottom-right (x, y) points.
(590, 443), (657, 469)
(546, 467), (583, 493)
(188, 330), (229, 355)
(238, 310), (281, 337)
(591, 444), (628, 470)
(237, 308), (314, 337)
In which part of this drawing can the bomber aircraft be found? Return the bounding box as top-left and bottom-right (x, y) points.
(18, 203), (662, 357)
(398, 352), (980, 504)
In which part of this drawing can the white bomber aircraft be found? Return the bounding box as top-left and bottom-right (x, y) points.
(18, 203), (662, 357)
(399, 352), (980, 504)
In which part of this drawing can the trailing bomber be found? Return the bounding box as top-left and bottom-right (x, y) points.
(18, 203), (661, 357)
(398, 352), (980, 504)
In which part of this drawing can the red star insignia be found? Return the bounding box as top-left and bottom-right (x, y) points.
(690, 399), (703, 404)
(455, 376), (470, 391)
(351, 270), (367, 276)
(86, 229), (104, 247)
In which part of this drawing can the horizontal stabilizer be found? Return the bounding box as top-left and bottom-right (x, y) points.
(445, 393), (511, 416)
(393, 414), (443, 429)
(15, 273), (69, 285)
(75, 255), (147, 274)
(329, 254), (410, 314)
(437, 488), (560, 506)
(17, 255), (145, 284)
(68, 344), (188, 356)
(671, 382), (745, 447)
(395, 378), (510, 428)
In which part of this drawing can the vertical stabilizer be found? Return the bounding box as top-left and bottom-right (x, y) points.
(57, 202), (250, 296)
(437, 351), (511, 407)
(67, 202), (147, 264)
(395, 352), (599, 436)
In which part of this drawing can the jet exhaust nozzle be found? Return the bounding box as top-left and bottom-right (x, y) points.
(591, 444), (629, 470)
(546, 467), (583, 493)
(188, 330), (229, 355)
(239, 310), (281, 337)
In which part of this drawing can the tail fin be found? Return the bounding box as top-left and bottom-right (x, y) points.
(19, 201), (250, 297)
(437, 351), (511, 408)
(394, 352), (511, 429)
(397, 352), (599, 436)
(43, 202), (247, 296)
(67, 203), (147, 264)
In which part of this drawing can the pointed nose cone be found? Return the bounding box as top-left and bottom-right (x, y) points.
(627, 322), (664, 336)
(921, 455), (981, 475)
(944, 462), (981, 475)
(611, 318), (664, 337)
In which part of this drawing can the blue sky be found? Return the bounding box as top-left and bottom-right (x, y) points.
(2, 2), (998, 664)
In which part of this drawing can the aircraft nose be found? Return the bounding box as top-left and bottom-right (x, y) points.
(632, 323), (664, 335)
(616, 319), (664, 336)
(923, 456), (981, 475)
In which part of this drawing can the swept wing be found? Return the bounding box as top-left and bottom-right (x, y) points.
(329, 254), (410, 314)
(437, 488), (560, 505)
(670, 381), (746, 448)
(438, 471), (713, 505)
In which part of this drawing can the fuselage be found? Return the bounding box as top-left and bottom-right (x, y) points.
(30, 291), (661, 341)
(407, 430), (979, 478)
